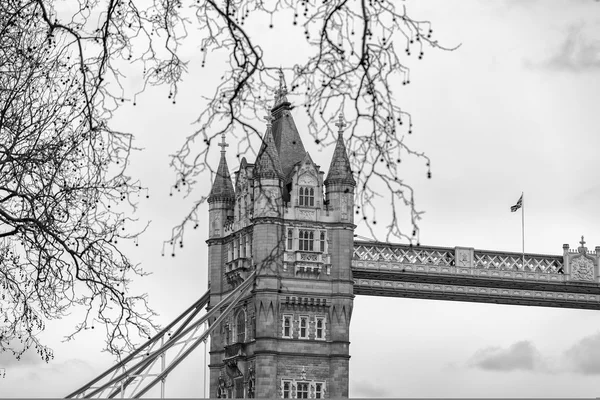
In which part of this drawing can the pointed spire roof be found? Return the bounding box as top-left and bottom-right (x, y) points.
(271, 69), (306, 178)
(325, 114), (356, 186)
(208, 133), (235, 202)
(254, 114), (284, 180)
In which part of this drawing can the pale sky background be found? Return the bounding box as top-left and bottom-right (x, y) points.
(2, 0), (600, 397)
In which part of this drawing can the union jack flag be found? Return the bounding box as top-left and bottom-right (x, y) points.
(510, 194), (523, 212)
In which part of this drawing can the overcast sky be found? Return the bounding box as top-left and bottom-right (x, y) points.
(2, 0), (600, 397)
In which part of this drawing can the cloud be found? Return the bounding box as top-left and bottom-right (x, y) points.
(537, 24), (600, 71)
(352, 379), (390, 397)
(0, 342), (44, 367)
(468, 340), (544, 372)
(0, 358), (95, 397)
(563, 332), (600, 375)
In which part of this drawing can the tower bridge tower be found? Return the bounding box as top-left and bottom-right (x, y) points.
(207, 83), (356, 398)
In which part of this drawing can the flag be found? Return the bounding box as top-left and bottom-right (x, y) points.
(510, 194), (523, 212)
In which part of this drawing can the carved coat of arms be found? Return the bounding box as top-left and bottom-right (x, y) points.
(571, 256), (595, 281)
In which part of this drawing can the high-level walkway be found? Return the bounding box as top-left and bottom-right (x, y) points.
(353, 239), (600, 309)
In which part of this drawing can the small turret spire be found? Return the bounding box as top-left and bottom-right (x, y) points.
(273, 68), (288, 107)
(325, 113), (356, 187)
(254, 110), (284, 180)
(208, 134), (235, 203)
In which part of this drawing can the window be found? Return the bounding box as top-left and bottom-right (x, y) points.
(236, 311), (246, 343)
(299, 187), (314, 207)
(316, 317), (325, 340)
(280, 380), (326, 399)
(315, 383), (323, 399)
(282, 381), (291, 398)
(249, 234), (252, 256)
(299, 316), (308, 339)
(297, 382), (309, 399)
(234, 238), (239, 259)
(299, 230), (314, 251)
(287, 228), (293, 250)
(319, 231), (326, 252)
(282, 315), (292, 338)
(242, 235), (247, 257)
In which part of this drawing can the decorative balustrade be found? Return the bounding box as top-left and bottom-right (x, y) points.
(353, 243), (455, 266)
(283, 251), (330, 276)
(473, 251), (562, 273)
(352, 241), (573, 284)
(297, 252), (322, 262)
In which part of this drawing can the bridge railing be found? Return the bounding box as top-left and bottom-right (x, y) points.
(353, 241), (569, 283)
(353, 242), (455, 266)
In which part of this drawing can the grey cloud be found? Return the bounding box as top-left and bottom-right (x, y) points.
(0, 343), (43, 367)
(352, 379), (390, 397)
(535, 24), (600, 71)
(564, 332), (600, 375)
(468, 340), (543, 372)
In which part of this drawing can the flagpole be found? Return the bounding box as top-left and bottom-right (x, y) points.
(521, 192), (525, 269)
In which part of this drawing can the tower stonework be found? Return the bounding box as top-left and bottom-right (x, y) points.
(207, 86), (355, 398)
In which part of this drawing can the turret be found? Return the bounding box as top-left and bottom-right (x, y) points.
(207, 133), (235, 311)
(253, 114), (284, 218)
(208, 133), (235, 237)
(324, 114), (356, 224)
(271, 70), (306, 180)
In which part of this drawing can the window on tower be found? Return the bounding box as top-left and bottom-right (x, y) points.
(236, 310), (246, 343)
(282, 381), (291, 398)
(299, 316), (308, 339)
(299, 230), (314, 251)
(298, 187), (314, 207)
(319, 231), (326, 252)
(296, 382), (309, 399)
(315, 383), (323, 398)
(282, 315), (292, 338)
(315, 316), (326, 340)
(287, 228), (293, 250)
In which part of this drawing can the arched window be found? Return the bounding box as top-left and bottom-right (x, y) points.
(287, 228), (293, 250)
(299, 230), (314, 251)
(299, 186), (314, 207)
(236, 310), (246, 343)
(320, 231), (326, 252)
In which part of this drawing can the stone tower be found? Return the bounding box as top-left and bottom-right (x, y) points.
(207, 80), (356, 398)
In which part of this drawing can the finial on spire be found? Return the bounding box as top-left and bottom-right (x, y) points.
(218, 132), (229, 154)
(335, 113), (346, 132)
(580, 235), (586, 248)
(273, 68), (288, 106)
(277, 68), (287, 95)
(264, 112), (274, 127)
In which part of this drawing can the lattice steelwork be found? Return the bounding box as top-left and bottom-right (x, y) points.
(66, 271), (256, 399)
(353, 243), (455, 266)
(353, 242), (563, 273)
(474, 251), (562, 273)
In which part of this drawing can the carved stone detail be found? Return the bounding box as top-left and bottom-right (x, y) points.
(210, 214), (221, 237)
(298, 210), (315, 220)
(571, 256), (595, 281)
(456, 249), (471, 268)
(298, 175), (316, 186)
(341, 195), (348, 220)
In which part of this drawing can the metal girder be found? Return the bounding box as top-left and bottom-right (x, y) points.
(65, 271), (256, 399)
